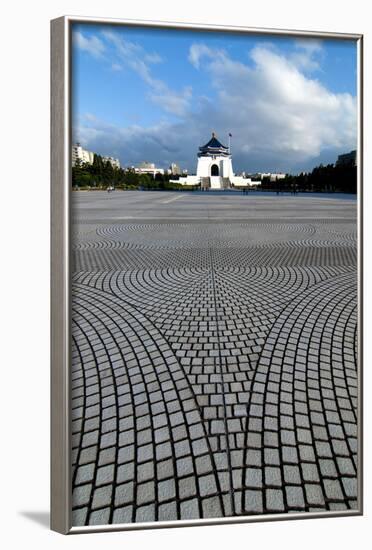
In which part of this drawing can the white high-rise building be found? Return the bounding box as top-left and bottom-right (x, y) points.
(72, 144), (121, 169)
(135, 162), (164, 177)
(259, 172), (286, 181)
(72, 143), (95, 166)
(169, 163), (181, 175)
(103, 156), (121, 169)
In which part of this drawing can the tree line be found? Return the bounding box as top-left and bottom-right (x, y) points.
(260, 162), (357, 194)
(72, 154), (357, 194)
(72, 154), (197, 190)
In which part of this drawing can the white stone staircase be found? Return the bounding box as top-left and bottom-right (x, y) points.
(210, 176), (222, 189)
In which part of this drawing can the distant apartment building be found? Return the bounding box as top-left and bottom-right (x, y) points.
(169, 163), (181, 175)
(259, 172), (286, 181)
(72, 143), (120, 168)
(72, 143), (95, 166)
(103, 156), (121, 169)
(336, 150), (356, 167)
(135, 162), (164, 177)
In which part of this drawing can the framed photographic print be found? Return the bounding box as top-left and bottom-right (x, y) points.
(51, 15), (363, 534)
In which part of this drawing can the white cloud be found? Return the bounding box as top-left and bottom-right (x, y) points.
(101, 30), (191, 116)
(189, 44), (222, 69)
(290, 38), (324, 71)
(74, 29), (190, 117)
(145, 52), (163, 64)
(74, 116), (186, 166)
(74, 40), (356, 173)
(73, 31), (105, 59)
(294, 38), (323, 54)
(188, 42), (356, 164)
(150, 86), (193, 118)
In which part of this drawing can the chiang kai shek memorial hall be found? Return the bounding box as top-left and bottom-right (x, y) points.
(171, 133), (253, 189)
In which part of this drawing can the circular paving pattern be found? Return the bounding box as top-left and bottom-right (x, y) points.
(71, 192), (358, 526)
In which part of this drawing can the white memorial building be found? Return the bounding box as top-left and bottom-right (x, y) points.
(171, 133), (252, 189)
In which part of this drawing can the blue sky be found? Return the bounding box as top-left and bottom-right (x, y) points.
(72, 23), (357, 174)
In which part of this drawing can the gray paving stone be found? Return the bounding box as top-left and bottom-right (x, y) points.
(266, 489), (285, 511)
(264, 448), (281, 466)
(71, 192), (358, 525)
(113, 506), (133, 524)
(286, 486), (305, 508)
(265, 467), (282, 487)
(244, 489), (263, 513)
(305, 483), (324, 506)
(282, 446), (299, 464)
(137, 461), (154, 483)
(115, 482), (134, 506)
(176, 456), (194, 477)
(73, 485), (92, 507)
(202, 496), (223, 517)
(342, 477), (357, 498)
(72, 507), (88, 526)
(92, 486), (112, 509)
(324, 479), (344, 500)
(337, 457), (355, 476)
(75, 463), (95, 485)
(136, 504), (155, 522)
(199, 474), (218, 496)
(89, 508), (111, 525)
(96, 464), (115, 486)
(180, 498), (200, 519)
(159, 502), (177, 521)
(320, 459), (338, 477)
(301, 463), (320, 482)
(244, 467), (262, 488)
(179, 476), (197, 500)
(246, 450), (262, 467)
(284, 465), (301, 485)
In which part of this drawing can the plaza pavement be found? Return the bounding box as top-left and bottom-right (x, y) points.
(70, 191), (358, 526)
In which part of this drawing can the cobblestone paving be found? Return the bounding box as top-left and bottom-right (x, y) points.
(71, 192), (358, 526)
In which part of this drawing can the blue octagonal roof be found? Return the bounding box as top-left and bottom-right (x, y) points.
(199, 133), (229, 156)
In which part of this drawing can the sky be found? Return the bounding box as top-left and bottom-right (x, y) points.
(72, 23), (358, 174)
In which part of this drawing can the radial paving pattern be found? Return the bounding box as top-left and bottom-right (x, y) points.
(71, 191), (358, 526)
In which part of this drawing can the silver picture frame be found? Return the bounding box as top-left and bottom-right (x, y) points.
(51, 15), (363, 534)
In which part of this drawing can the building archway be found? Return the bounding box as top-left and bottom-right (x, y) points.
(211, 164), (219, 176)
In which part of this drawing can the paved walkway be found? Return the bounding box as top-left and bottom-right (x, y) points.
(71, 191), (358, 526)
